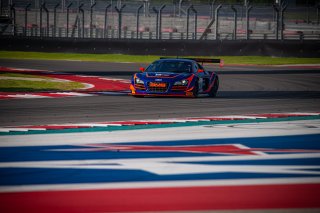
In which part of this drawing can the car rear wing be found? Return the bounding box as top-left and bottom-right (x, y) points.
(160, 57), (224, 67)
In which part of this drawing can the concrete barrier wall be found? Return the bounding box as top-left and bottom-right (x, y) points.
(0, 37), (319, 57)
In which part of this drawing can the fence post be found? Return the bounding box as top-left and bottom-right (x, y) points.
(10, 4), (16, 36)
(245, 3), (252, 40)
(186, 5), (192, 40)
(214, 4), (222, 40)
(210, 0), (217, 19)
(279, 0), (288, 40)
(61, 0), (65, 13)
(191, 6), (197, 40)
(53, 3), (60, 37)
(231, 5), (237, 40)
(115, 4), (126, 39)
(46, 4), (50, 37)
(307, 0), (310, 24)
(42, 3), (49, 37)
(152, 7), (158, 39)
(66, 3), (73, 38)
(39, 3), (43, 37)
(179, 0), (184, 17)
(90, 2), (96, 38)
(273, 4), (279, 40)
(187, 6), (197, 40)
(153, 5), (166, 40)
(158, 5), (166, 40)
(143, 0), (150, 17)
(104, 4), (111, 38)
(0, 0), (2, 16)
(317, 4), (319, 25)
(24, 3), (31, 36)
(136, 4), (143, 39)
(78, 4), (84, 38)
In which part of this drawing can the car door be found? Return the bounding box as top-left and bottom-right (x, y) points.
(196, 63), (210, 92)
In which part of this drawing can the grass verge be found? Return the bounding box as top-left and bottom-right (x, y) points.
(0, 72), (86, 92)
(0, 51), (319, 65)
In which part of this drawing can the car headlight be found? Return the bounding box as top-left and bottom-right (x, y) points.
(135, 77), (144, 84)
(174, 79), (188, 86)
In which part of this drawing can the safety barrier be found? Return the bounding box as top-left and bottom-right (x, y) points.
(0, 36), (319, 57)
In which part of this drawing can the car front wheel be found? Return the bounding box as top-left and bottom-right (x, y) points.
(208, 77), (219, 97)
(192, 81), (199, 98)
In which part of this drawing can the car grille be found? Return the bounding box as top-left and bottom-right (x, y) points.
(135, 84), (146, 90)
(171, 85), (187, 91)
(147, 82), (168, 93)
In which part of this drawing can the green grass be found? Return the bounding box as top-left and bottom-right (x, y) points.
(0, 51), (157, 63)
(0, 51), (319, 65)
(0, 72), (86, 92)
(221, 56), (320, 65)
(0, 72), (51, 79)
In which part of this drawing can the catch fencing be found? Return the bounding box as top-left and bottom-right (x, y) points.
(0, 0), (320, 41)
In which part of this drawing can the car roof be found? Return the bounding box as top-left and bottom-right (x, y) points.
(155, 58), (195, 63)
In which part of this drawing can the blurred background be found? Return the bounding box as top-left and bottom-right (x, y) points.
(0, 0), (319, 40)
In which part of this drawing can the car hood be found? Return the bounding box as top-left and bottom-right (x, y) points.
(137, 72), (192, 81)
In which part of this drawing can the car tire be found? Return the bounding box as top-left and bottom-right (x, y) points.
(208, 77), (219, 98)
(192, 81), (199, 98)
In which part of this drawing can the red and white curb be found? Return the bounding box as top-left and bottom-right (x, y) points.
(0, 92), (96, 99)
(0, 67), (130, 100)
(1, 112), (319, 133)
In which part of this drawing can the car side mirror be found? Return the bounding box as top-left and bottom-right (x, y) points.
(197, 69), (204, 73)
(139, 67), (145, 72)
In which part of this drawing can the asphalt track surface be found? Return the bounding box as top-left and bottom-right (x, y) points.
(0, 59), (320, 126)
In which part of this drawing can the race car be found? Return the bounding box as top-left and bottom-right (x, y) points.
(130, 58), (221, 97)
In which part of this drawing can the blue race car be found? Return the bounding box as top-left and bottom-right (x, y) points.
(130, 58), (221, 97)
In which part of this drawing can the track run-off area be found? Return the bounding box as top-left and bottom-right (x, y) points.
(0, 59), (320, 212)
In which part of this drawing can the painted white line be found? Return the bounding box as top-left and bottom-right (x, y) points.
(206, 115), (263, 119)
(0, 177), (319, 193)
(0, 128), (48, 131)
(23, 128), (47, 131)
(81, 83), (95, 89)
(286, 112), (320, 116)
(53, 92), (94, 97)
(70, 123), (123, 127)
(99, 77), (131, 83)
(185, 119), (212, 121)
(1, 119), (319, 147)
(7, 94), (46, 99)
(147, 119), (189, 123)
(95, 123), (124, 126)
(2, 153), (319, 167)
(0, 128), (30, 132)
(6, 67), (47, 72)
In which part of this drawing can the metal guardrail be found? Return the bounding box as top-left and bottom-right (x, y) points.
(0, 0), (319, 40)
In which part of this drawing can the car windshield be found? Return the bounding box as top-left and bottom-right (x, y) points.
(145, 61), (193, 73)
